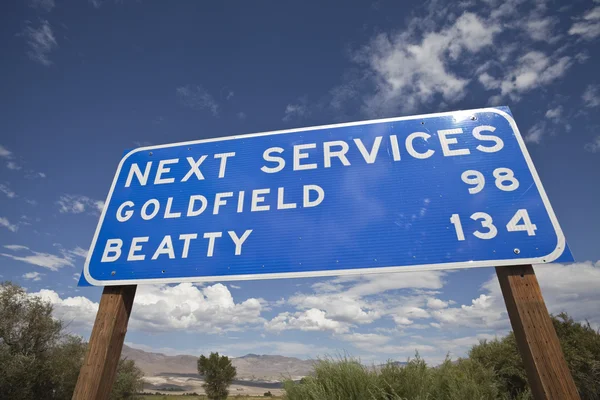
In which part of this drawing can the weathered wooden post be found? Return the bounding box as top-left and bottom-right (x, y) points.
(72, 285), (137, 400)
(497, 265), (579, 400)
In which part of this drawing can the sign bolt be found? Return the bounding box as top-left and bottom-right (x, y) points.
(514, 248), (521, 255)
(111, 271), (116, 276)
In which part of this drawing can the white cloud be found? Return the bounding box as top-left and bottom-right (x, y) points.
(569, 6), (600, 40)
(32, 289), (99, 328)
(426, 298), (449, 309)
(545, 106), (563, 123)
(88, 0), (103, 8)
(356, 12), (500, 115)
(389, 306), (431, 326)
(0, 184), (16, 199)
(267, 272), (446, 332)
(266, 308), (349, 334)
(176, 85), (219, 116)
(0, 145), (11, 158)
(131, 283), (264, 333)
(282, 103), (309, 122)
(525, 104), (572, 144)
(1, 244), (81, 271)
(236, 111), (246, 120)
(344, 271), (445, 296)
(493, 51), (572, 101)
(339, 332), (392, 347)
(289, 293), (381, 324)
(430, 261), (600, 330)
(584, 136), (600, 153)
(68, 247), (89, 258)
(57, 194), (104, 215)
(29, 0), (55, 12)
(525, 16), (559, 42)
(0, 217), (18, 232)
(23, 271), (43, 281)
(6, 161), (22, 170)
(22, 20), (57, 66)
(582, 84), (600, 108)
(525, 121), (547, 144)
(34, 282), (265, 333)
(4, 245), (29, 251)
(229, 284), (241, 289)
(314, 1), (590, 116)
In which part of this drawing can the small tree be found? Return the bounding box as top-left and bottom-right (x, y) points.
(197, 352), (237, 400)
(110, 358), (145, 400)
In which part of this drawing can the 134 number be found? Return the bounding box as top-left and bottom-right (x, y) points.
(450, 209), (537, 241)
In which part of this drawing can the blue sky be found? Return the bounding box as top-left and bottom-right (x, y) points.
(1, 0), (600, 364)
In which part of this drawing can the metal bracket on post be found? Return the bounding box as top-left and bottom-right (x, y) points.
(496, 265), (580, 400)
(72, 285), (137, 400)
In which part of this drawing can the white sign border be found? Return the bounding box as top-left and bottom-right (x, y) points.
(83, 107), (566, 286)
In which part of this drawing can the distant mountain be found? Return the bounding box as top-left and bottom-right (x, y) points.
(121, 345), (315, 382)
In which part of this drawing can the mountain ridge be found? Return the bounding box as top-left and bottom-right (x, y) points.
(121, 344), (315, 381)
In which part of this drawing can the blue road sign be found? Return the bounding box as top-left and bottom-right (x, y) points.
(82, 107), (572, 286)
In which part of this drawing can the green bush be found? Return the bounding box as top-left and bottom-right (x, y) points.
(284, 355), (503, 400)
(284, 314), (600, 400)
(0, 281), (145, 400)
(470, 313), (600, 400)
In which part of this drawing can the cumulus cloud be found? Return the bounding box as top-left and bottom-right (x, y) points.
(426, 298), (449, 309)
(57, 194), (105, 215)
(266, 308), (349, 334)
(32, 283), (265, 334)
(266, 271), (446, 332)
(288, 293), (381, 324)
(176, 85), (219, 116)
(430, 261), (600, 330)
(22, 20), (57, 66)
(32, 289), (99, 329)
(131, 283), (264, 333)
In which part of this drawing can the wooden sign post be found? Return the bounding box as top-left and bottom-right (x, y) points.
(496, 265), (580, 400)
(72, 285), (137, 400)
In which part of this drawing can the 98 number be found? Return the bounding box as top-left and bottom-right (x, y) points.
(461, 168), (520, 194)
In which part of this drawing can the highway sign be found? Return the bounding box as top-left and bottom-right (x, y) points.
(82, 107), (571, 286)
